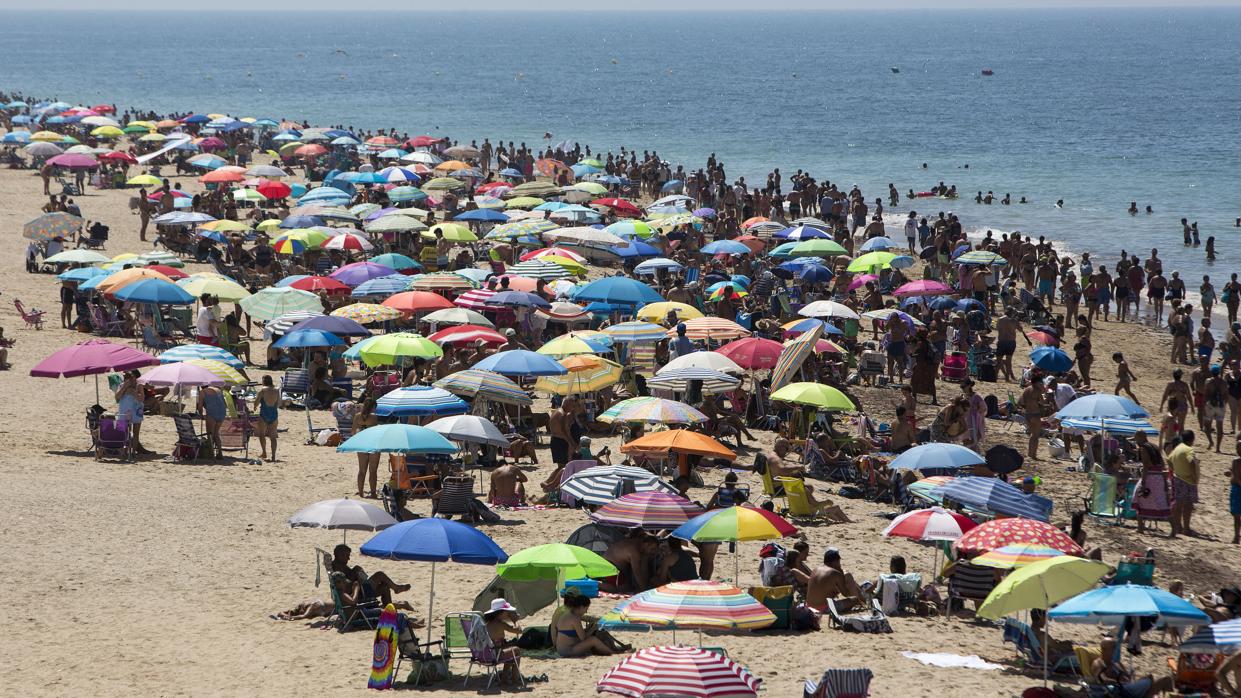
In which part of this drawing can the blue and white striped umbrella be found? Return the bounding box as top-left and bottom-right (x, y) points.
(1180, 619), (1241, 654)
(647, 368), (740, 395)
(1060, 417), (1158, 435)
(633, 258), (684, 275)
(603, 321), (668, 343)
(351, 274), (410, 298)
(374, 386), (469, 418)
(932, 476), (1053, 522)
(159, 344), (245, 369)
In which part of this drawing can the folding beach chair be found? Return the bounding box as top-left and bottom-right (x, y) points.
(824, 598), (891, 634)
(876, 573), (923, 616)
(316, 548), (381, 633)
(171, 414), (205, 462)
(93, 416), (132, 462)
(461, 612), (523, 690)
(218, 407), (258, 465)
(1083, 472), (1130, 526)
(748, 585), (794, 630)
(441, 612), (477, 667)
(947, 561), (999, 614)
(803, 667), (874, 698)
(776, 477), (827, 524)
(14, 299), (45, 330)
(1002, 617), (1080, 675)
(433, 474), (478, 521)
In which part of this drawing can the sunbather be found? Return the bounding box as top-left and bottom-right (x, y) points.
(271, 598), (334, 621)
(330, 544), (410, 606)
(802, 548), (863, 614)
(483, 599), (523, 685)
(488, 462), (527, 507)
(550, 590), (629, 657)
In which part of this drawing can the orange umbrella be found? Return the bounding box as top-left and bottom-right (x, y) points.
(97, 267), (174, 295)
(496, 275), (539, 292)
(621, 430), (737, 460)
(155, 119), (181, 129)
(294, 143), (327, 158)
(433, 159), (472, 172)
(200, 169), (244, 183)
(534, 158), (571, 177)
(381, 291), (455, 314)
(735, 235), (766, 254)
(740, 216), (770, 229)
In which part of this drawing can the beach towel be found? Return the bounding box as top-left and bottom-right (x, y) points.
(900, 651), (1002, 670)
(368, 604), (398, 690)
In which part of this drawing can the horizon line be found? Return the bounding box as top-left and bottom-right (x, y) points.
(6, 4), (1241, 11)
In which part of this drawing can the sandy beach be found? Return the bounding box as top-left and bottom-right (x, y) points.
(1, 139), (1240, 698)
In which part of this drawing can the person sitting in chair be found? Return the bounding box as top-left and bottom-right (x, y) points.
(330, 544), (411, 607)
(483, 599), (524, 685)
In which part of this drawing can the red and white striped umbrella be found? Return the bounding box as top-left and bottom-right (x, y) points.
(596, 645), (760, 698)
(426, 324), (506, 346)
(454, 288), (496, 311)
(881, 506), (978, 541)
(321, 232), (374, 252)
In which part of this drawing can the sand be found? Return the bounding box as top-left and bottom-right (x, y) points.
(1, 158), (1239, 698)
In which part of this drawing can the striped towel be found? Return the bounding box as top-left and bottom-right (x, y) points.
(803, 668), (874, 698)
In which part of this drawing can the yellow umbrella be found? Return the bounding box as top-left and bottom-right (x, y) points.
(126, 174), (162, 187)
(207, 113), (229, 120)
(331, 303), (402, 325)
(534, 355), (622, 395)
(126, 120), (157, 129)
(201, 220), (252, 232)
(184, 359), (247, 385)
(635, 302), (704, 323)
(434, 159), (472, 171)
(422, 222), (477, 242)
(97, 267), (173, 295)
(177, 275), (252, 302)
(256, 219), (282, 232)
(138, 133), (167, 142)
(31, 130), (64, 142)
(91, 126), (124, 138)
(504, 196), (545, 209)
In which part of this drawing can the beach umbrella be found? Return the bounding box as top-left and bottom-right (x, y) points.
(381, 291), (455, 314)
(406, 272), (478, 293)
(571, 277), (663, 306)
(972, 543), (1066, 570)
(858, 236), (897, 252)
(537, 301), (592, 323)
(590, 492), (705, 530)
(44, 249), (109, 265)
(30, 339), (159, 402)
(715, 338), (784, 370)
(788, 239), (847, 258)
(537, 332), (612, 357)
(357, 332), (444, 366)
(535, 356), (623, 395)
(350, 274), (410, 298)
(647, 368), (741, 395)
(111, 278), (196, 305)
(422, 307), (493, 327)
(374, 386), (469, 418)
(635, 302), (704, 323)
(882, 506), (977, 541)
(660, 352), (744, 375)
(598, 397), (708, 425)
(505, 260), (575, 281)
(781, 318), (843, 337)
(1049, 585), (1210, 627)
(894, 280), (954, 297)
(427, 325), (506, 346)
(560, 465), (678, 506)
(287, 498), (397, 544)
(272, 328), (345, 352)
(496, 543), (617, 583)
(1059, 417), (1158, 436)
(956, 250), (1007, 265)
(321, 232), (373, 252)
(602, 321), (668, 343)
(1030, 346), (1073, 373)
(954, 518), (1081, 557)
(1180, 619), (1241, 655)
(361, 518), (507, 642)
(670, 317), (750, 341)
(1055, 393), (1149, 420)
(773, 224), (830, 241)
(621, 430), (737, 461)
(58, 266), (108, 283)
(596, 645), (760, 698)
(159, 344), (244, 369)
(24, 141), (64, 157)
(330, 261), (397, 287)
(616, 580), (775, 632)
(473, 350), (567, 377)
(369, 253), (421, 272)
(47, 153), (98, 169)
(672, 505), (796, 583)
(769, 381), (855, 410)
(633, 258), (683, 275)
(1027, 330), (1060, 346)
(138, 362), (225, 389)
(287, 275), (351, 296)
(286, 314), (371, 338)
(177, 275), (250, 302)
(888, 443), (986, 473)
(485, 290), (553, 309)
(846, 251), (898, 272)
(23, 211), (82, 241)
(936, 478), (1054, 522)
(768, 323), (824, 392)
(330, 303), (402, 325)
(265, 311), (325, 337)
(337, 423), (459, 455)
(700, 240), (753, 256)
(434, 369), (531, 406)
(238, 287), (323, 321)
(424, 415), (508, 448)
(797, 300), (859, 320)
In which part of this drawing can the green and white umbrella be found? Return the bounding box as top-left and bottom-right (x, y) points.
(239, 287), (324, 321)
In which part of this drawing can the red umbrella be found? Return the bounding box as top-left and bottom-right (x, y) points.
(294, 144), (327, 158)
(382, 291), (454, 313)
(495, 275), (539, 292)
(715, 338), (784, 370)
(427, 324), (506, 345)
(405, 135), (441, 148)
(882, 506), (977, 541)
(365, 135), (399, 147)
(256, 180), (292, 199)
(91, 104), (116, 114)
(476, 181), (511, 194)
(99, 151), (138, 164)
(289, 276), (351, 295)
(596, 646), (760, 698)
(144, 265), (188, 280)
(591, 197), (641, 217)
(954, 518), (1083, 557)
(148, 190), (190, 200)
(454, 289), (496, 311)
(1026, 330), (1060, 347)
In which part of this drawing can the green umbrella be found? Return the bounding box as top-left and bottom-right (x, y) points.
(357, 332), (443, 367)
(846, 251), (898, 272)
(789, 239), (847, 258)
(422, 177), (466, 192)
(496, 543), (618, 582)
(45, 249), (110, 264)
(770, 382), (856, 410)
(238, 286), (323, 321)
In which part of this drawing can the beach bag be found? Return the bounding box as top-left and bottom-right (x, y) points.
(791, 604), (821, 632)
(835, 606), (892, 634)
(1048, 437), (1067, 459)
(314, 429), (340, 446)
(515, 626), (551, 650)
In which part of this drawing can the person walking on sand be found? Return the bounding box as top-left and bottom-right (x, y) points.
(1204, 365), (1228, 453)
(1228, 439), (1240, 545)
(1168, 431), (1200, 538)
(1224, 273), (1241, 324)
(995, 309), (1029, 382)
(252, 375), (280, 462)
(1020, 378), (1048, 461)
(137, 187), (152, 242)
(1113, 352), (1138, 401)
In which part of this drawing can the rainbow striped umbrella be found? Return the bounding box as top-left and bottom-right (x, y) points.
(615, 580), (775, 631)
(590, 492), (705, 530)
(434, 369), (531, 406)
(769, 323), (823, 391)
(972, 543), (1066, 570)
(671, 505), (796, 543)
(596, 646), (760, 698)
(183, 359), (247, 385)
(598, 397), (708, 425)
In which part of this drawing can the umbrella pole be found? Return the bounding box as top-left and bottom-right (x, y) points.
(94, 374), (100, 404)
(733, 544), (740, 585)
(1043, 625), (1049, 687)
(426, 561), (437, 645)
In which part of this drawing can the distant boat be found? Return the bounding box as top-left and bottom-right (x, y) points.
(890, 66), (900, 73)
(981, 68), (994, 76)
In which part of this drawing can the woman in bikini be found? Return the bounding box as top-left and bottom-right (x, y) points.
(550, 592), (628, 657)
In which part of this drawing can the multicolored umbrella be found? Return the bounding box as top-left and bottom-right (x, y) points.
(769, 324), (823, 391)
(881, 506), (978, 541)
(434, 369), (531, 406)
(534, 356), (623, 395)
(598, 397), (708, 425)
(972, 543), (1066, 569)
(646, 367), (740, 395)
(596, 646), (760, 698)
(330, 303), (402, 325)
(602, 321), (669, 343)
(590, 492), (705, 530)
(23, 212), (83, 241)
(560, 465), (678, 506)
(671, 505), (796, 543)
(536, 332), (612, 357)
(615, 580), (775, 631)
(954, 518), (1083, 557)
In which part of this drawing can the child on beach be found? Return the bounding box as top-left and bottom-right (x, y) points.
(1113, 352), (1137, 400)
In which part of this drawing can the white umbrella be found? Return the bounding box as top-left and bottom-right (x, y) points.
(423, 307), (494, 328)
(288, 497), (397, 544)
(660, 351), (744, 375)
(245, 164), (288, 178)
(798, 300), (860, 320)
(544, 226), (627, 246)
(424, 415), (509, 448)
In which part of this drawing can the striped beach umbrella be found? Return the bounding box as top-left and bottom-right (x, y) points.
(602, 321), (668, 343)
(434, 369), (531, 406)
(535, 356), (622, 395)
(453, 289), (496, 311)
(646, 368), (740, 395)
(769, 323), (823, 391)
(1180, 619), (1241, 654)
(596, 645), (760, 698)
(665, 317), (749, 342)
(881, 506), (977, 542)
(560, 465), (677, 507)
(1059, 417), (1158, 435)
(375, 386), (468, 417)
(520, 246), (587, 263)
(331, 303), (402, 325)
(351, 274), (410, 298)
(239, 287), (323, 321)
(426, 324), (506, 345)
(423, 307), (494, 327)
(615, 580), (776, 631)
(671, 505), (796, 543)
(954, 518), (1083, 557)
(264, 310), (324, 336)
(935, 478), (1054, 522)
(972, 543), (1066, 570)
(597, 397), (708, 425)
(505, 260), (574, 281)
(486, 219), (558, 240)
(406, 272), (478, 293)
(158, 344), (244, 369)
(183, 358), (247, 385)
(590, 492), (705, 530)
(907, 476), (959, 506)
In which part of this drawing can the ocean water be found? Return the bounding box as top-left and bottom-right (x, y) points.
(4, 9), (1240, 297)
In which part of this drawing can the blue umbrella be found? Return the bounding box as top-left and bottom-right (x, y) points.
(859, 237), (897, 252)
(609, 241), (659, 259)
(351, 274), (410, 298)
(1180, 618), (1241, 654)
(783, 318), (843, 336)
(797, 265), (834, 283)
(1050, 584), (1210, 627)
(932, 476), (1053, 521)
(159, 343), (245, 369)
(337, 423), (458, 455)
(112, 278), (196, 305)
(572, 277), (663, 305)
(79, 274), (106, 291)
(889, 255), (916, 270)
(769, 242), (799, 258)
(955, 298), (986, 313)
(370, 253), (421, 272)
(888, 443), (985, 474)
(273, 274), (311, 288)
(473, 350), (568, 377)
(198, 230), (229, 244)
(272, 328), (345, 349)
(660, 179), (684, 193)
(774, 225), (829, 241)
(288, 315), (371, 337)
(633, 258), (683, 275)
(454, 268), (491, 284)
(1060, 417), (1158, 436)
(58, 266), (107, 282)
(374, 386), (469, 417)
(360, 517), (508, 642)
(1054, 393), (1148, 420)
(486, 290), (552, 309)
(498, 168), (524, 178)
(701, 240), (752, 256)
(1030, 346), (1073, 373)
(453, 209), (508, 223)
(278, 215), (324, 229)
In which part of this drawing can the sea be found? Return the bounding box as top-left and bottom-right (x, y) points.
(4, 8), (1240, 314)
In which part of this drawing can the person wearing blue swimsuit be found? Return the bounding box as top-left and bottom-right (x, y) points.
(197, 384), (227, 459)
(252, 374), (280, 462)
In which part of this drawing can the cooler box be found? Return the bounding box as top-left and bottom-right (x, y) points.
(563, 578), (599, 598)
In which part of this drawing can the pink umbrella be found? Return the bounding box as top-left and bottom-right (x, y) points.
(847, 273), (878, 291)
(47, 153), (99, 170)
(138, 362), (225, 388)
(894, 279), (953, 297)
(715, 337), (784, 370)
(197, 136), (227, 151)
(31, 339), (160, 401)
